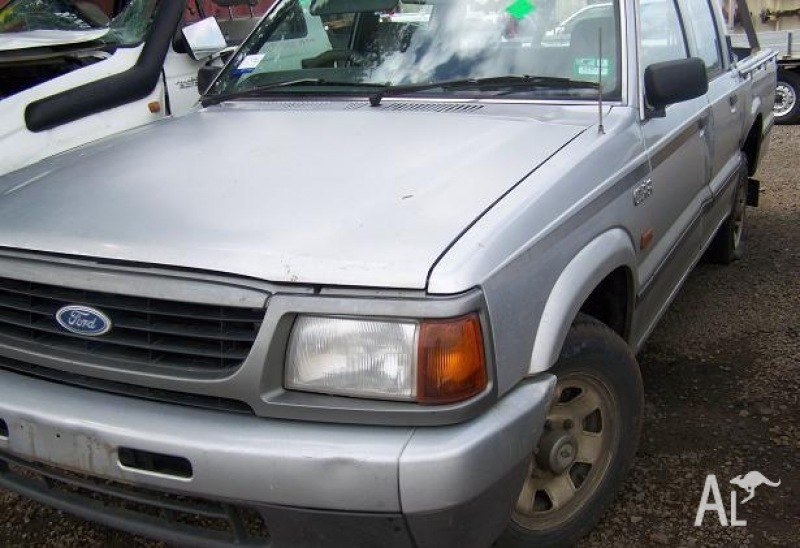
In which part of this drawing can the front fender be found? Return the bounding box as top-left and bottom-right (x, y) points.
(528, 228), (637, 374)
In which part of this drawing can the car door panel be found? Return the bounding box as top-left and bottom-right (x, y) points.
(633, 98), (712, 342)
(680, 0), (746, 240)
(707, 73), (745, 181)
(703, 71), (747, 240)
(630, 0), (713, 344)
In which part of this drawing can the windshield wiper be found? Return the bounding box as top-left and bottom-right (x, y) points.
(201, 79), (388, 107)
(202, 75), (599, 107)
(368, 75), (599, 106)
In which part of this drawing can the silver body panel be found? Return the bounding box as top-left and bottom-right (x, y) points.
(0, 103), (586, 290)
(0, 368), (554, 513)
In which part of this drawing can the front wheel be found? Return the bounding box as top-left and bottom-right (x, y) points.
(774, 71), (800, 125)
(497, 315), (643, 548)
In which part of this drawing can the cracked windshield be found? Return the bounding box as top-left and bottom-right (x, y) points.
(210, 0), (621, 100)
(0, 0), (159, 46)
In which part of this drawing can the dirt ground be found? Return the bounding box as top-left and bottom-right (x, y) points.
(0, 127), (798, 547)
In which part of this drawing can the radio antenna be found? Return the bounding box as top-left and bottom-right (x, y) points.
(597, 26), (605, 135)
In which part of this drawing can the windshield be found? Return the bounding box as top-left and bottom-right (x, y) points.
(0, 0), (107, 32)
(0, 0), (159, 46)
(208, 0), (621, 101)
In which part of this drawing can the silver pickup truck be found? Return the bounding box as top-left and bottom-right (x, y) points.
(0, 0), (775, 547)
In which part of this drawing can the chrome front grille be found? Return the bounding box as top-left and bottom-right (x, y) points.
(0, 276), (265, 375)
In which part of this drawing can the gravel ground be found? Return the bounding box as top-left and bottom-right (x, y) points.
(1, 128), (798, 547)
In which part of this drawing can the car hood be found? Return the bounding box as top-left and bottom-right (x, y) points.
(0, 103), (586, 289)
(0, 29), (109, 51)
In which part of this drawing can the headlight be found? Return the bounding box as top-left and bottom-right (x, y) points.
(286, 316), (418, 400)
(285, 314), (487, 404)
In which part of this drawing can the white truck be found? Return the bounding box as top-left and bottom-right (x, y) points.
(0, 0), (271, 176)
(724, 0), (800, 122)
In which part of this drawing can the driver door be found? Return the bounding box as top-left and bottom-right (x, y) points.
(633, 0), (713, 335)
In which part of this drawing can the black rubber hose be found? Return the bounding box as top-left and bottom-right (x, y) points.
(25, 0), (187, 133)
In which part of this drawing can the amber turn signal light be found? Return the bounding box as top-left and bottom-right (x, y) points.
(417, 314), (487, 404)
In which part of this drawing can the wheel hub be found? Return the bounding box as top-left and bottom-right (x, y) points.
(775, 82), (796, 118)
(536, 429), (578, 475)
(513, 374), (617, 529)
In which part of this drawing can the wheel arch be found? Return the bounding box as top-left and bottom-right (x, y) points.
(528, 228), (637, 375)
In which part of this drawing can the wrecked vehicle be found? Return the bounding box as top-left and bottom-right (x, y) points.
(0, 0), (271, 176)
(0, 0), (775, 546)
(725, 0), (800, 123)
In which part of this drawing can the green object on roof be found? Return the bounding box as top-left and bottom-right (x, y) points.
(506, 0), (535, 20)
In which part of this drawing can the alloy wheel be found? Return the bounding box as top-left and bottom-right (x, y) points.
(774, 82), (796, 119)
(513, 374), (618, 531)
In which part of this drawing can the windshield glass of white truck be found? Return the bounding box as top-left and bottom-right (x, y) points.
(0, 0), (158, 46)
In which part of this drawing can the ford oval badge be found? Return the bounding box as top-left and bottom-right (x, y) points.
(56, 305), (112, 337)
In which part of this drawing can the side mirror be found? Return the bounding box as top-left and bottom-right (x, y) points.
(182, 17), (227, 61)
(198, 64), (223, 95)
(644, 57), (708, 117)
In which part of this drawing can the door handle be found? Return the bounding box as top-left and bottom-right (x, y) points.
(698, 112), (710, 131)
(729, 94), (739, 107)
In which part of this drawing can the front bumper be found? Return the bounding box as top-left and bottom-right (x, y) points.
(0, 370), (555, 547)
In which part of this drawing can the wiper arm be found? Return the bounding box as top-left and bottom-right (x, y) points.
(368, 75), (599, 106)
(202, 79), (388, 107)
(201, 75), (598, 107)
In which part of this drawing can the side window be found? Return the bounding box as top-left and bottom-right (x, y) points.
(183, 0), (280, 47)
(322, 14), (356, 50)
(564, 5), (613, 35)
(683, 0), (723, 75)
(639, 0), (688, 68)
(265, 1), (307, 41)
(237, 0), (311, 55)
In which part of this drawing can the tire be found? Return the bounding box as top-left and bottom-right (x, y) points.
(706, 160), (748, 265)
(496, 314), (644, 548)
(774, 70), (800, 125)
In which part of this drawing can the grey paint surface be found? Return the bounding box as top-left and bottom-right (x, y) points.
(0, 103), (586, 289)
(0, 369), (409, 512)
(399, 376), (554, 513)
(0, 368), (554, 514)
